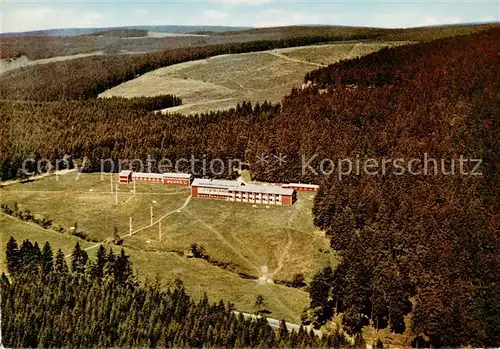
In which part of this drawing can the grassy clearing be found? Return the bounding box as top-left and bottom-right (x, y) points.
(0, 173), (335, 322)
(0, 214), (96, 272)
(126, 191), (335, 280)
(0, 173), (191, 242)
(99, 42), (402, 115)
(279, 42), (408, 65)
(0, 217), (308, 322)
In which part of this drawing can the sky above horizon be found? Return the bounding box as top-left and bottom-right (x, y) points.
(1, 0), (499, 34)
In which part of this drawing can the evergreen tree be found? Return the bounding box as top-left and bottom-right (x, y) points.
(71, 242), (88, 274)
(6, 236), (20, 275)
(278, 319), (289, 343)
(54, 249), (68, 275)
(308, 265), (334, 327)
(114, 249), (133, 286)
(90, 245), (107, 280)
(19, 240), (41, 275)
(309, 266), (333, 308)
(105, 248), (116, 277)
(1, 272), (9, 286)
(40, 242), (53, 276)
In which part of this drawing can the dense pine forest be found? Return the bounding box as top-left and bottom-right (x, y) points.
(1, 238), (351, 348)
(0, 26), (383, 60)
(298, 30), (500, 347)
(2, 24), (496, 61)
(0, 35), (358, 101)
(0, 27), (499, 347)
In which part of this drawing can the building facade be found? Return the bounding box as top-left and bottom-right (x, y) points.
(117, 173), (301, 206)
(191, 179), (296, 206)
(161, 173), (194, 186)
(282, 183), (319, 192)
(119, 170), (132, 183)
(118, 171), (193, 186)
(132, 172), (164, 183)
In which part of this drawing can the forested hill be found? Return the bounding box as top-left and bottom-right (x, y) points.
(1, 238), (352, 348)
(0, 28), (499, 347)
(0, 35), (360, 101)
(293, 30), (499, 347)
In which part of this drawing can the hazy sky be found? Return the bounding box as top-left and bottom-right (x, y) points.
(1, 0), (499, 33)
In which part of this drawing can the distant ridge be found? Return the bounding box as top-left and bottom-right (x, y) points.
(2, 21), (499, 38)
(0, 25), (252, 38)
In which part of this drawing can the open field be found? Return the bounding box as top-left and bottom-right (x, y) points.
(0, 173), (192, 242)
(0, 172), (335, 321)
(99, 42), (403, 115)
(127, 190), (336, 279)
(278, 41), (408, 64)
(3, 23), (497, 61)
(0, 220), (309, 322)
(0, 52), (105, 76)
(0, 213), (96, 272)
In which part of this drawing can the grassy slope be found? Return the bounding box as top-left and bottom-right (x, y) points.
(0, 173), (335, 322)
(0, 221), (309, 321)
(0, 173), (191, 241)
(280, 41), (408, 64)
(100, 42), (399, 115)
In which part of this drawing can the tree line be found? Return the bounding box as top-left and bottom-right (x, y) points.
(0, 27), (499, 347)
(0, 35), (357, 101)
(0, 100), (279, 181)
(2, 237), (352, 348)
(294, 29), (500, 347)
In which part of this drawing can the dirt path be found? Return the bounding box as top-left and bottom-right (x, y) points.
(267, 50), (326, 67)
(64, 195), (192, 257)
(159, 97), (236, 114)
(269, 198), (304, 278)
(345, 42), (363, 60)
(119, 195), (192, 239)
(0, 169), (76, 186)
(182, 208), (260, 273)
(270, 230), (293, 278)
(227, 78), (251, 91)
(0, 52), (104, 76)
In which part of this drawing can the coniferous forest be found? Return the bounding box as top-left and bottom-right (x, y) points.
(1, 238), (351, 348)
(0, 35), (351, 102)
(0, 27), (499, 347)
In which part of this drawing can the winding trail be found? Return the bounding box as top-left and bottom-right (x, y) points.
(345, 42), (363, 60)
(234, 311), (320, 336)
(267, 50), (326, 67)
(0, 169), (76, 186)
(270, 230), (293, 278)
(65, 195), (192, 257)
(181, 208), (260, 273)
(269, 198), (303, 278)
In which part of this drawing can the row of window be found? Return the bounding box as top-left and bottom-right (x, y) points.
(164, 179), (189, 184)
(230, 192), (283, 198)
(130, 177), (189, 184)
(285, 187), (317, 191)
(229, 196), (281, 203)
(198, 187), (229, 194)
(197, 194), (227, 198)
(135, 177), (162, 182)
